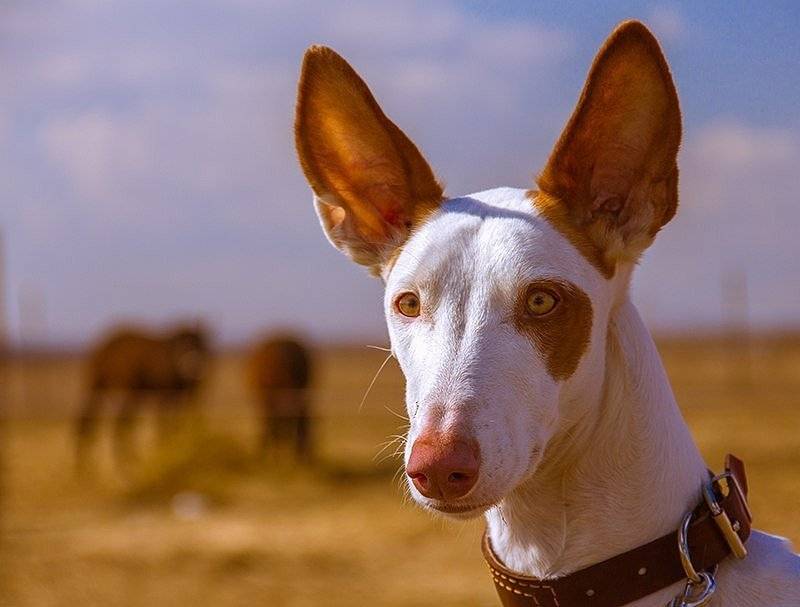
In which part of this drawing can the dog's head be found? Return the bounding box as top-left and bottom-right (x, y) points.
(295, 21), (681, 518)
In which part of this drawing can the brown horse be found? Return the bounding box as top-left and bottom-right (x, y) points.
(246, 335), (313, 460)
(75, 324), (210, 469)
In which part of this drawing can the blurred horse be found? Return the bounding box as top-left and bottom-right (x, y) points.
(75, 324), (210, 469)
(247, 335), (313, 460)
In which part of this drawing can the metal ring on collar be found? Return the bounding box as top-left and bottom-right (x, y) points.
(677, 511), (702, 583)
(669, 571), (717, 607)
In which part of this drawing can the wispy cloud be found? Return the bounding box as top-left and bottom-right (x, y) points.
(691, 121), (797, 168)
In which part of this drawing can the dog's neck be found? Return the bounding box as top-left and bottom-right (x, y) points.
(486, 298), (709, 578)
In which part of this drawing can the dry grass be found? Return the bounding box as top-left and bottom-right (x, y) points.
(1, 338), (799, 606)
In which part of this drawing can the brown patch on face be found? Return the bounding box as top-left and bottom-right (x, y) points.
(513, 280), (593, 381)
(529, 190), (615, 279)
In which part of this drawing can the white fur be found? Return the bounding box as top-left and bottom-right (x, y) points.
(381, 187), (800, 605)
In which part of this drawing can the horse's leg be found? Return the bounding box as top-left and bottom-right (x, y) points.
(294, 391), (313, 463)
(273, 390), (297, 459)
(156, 391), (180, 444)
(113, 392), (139, 468)
(75, 388), (102, 472)
(260, 389), (275, 453)
(179, 387), (204, 437)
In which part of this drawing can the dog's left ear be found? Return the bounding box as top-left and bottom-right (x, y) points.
(295, 46), (444, 276)
(537, 20), (681, 276)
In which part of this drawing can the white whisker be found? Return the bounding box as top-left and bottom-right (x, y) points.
(358, 351), (395, 412)
(383, 404), (409, 422)
(366, 344), (393, 352)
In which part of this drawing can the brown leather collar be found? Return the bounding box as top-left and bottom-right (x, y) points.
(483, 454), (752, 607)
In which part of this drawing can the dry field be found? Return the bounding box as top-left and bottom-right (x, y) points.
(1, 337), (799, 606)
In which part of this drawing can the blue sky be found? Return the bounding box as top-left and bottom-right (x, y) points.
(1, 1), (798, 346)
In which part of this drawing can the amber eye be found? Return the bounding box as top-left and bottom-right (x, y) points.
(396, 292), (421, 317)
(526, 289), (558, 316)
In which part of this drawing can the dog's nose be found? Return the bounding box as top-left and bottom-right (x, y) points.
(406, 434), (480, 501)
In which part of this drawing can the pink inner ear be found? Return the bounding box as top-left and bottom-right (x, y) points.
(382, 207), (404, 228)
(591, 193), (624, 214)
(356, 180), (412, 234)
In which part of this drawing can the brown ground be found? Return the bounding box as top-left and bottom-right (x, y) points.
(1, 337), (798, 606)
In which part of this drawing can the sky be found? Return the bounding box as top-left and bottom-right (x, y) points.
(1, 1), (799, 347)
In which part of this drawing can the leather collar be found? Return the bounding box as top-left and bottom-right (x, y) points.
(483, 454), (752, 607)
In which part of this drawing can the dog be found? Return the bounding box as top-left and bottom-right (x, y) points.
(294, 20), (800, 606)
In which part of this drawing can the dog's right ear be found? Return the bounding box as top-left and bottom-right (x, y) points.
(295, 46), (444, 276)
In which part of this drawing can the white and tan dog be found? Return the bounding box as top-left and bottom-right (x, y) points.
(295, 20), (800, 606)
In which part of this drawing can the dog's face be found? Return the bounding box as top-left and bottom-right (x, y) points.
(383, 189), (615, 516)
(295, 21), (681, 517)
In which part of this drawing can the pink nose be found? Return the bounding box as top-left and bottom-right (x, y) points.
(406, 433), (480, 501)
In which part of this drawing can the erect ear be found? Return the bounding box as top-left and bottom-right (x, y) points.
(295, 46), (444, 276)
(536, 20), (681, 277)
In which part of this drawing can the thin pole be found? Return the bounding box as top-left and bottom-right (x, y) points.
(0, 232), (7, 558)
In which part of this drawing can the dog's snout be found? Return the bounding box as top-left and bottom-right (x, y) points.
(406, 433), (480, 501)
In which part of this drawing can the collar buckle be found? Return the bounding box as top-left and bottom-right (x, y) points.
(702, 471), (750, 559)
